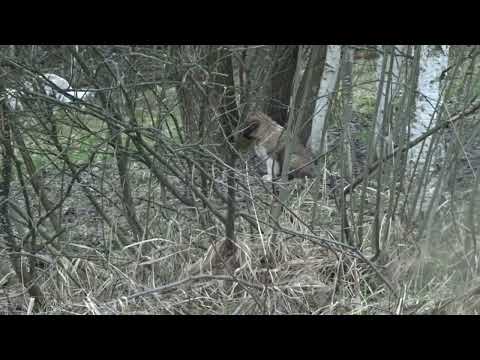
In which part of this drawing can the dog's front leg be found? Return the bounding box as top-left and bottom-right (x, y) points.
(263, 157), (274, 182)
(273, 160), (280, 179)
(255, 145), (273, 182)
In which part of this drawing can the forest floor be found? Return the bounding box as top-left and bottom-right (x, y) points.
(2, 139), (480, 315)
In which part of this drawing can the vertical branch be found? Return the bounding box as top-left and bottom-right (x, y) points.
(372, 46), (395, 260)
(337, 46), (354, 246)
(214, 46), (240, 252)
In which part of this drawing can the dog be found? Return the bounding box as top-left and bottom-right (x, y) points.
(240, 111), (314, 181)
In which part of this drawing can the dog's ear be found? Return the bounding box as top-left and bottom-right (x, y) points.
(242, 120), (259, 139)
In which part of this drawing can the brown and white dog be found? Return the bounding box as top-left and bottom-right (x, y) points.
(240, 111), (314, 181)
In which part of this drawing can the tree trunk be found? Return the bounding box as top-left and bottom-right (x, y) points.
(309, 45), (342, 155)
(373, 45), (407, 158)
(410, 45), (449, 208)
(267, 46), (299, 126)
(296, 46), (327, 145)
(339, 46), (355, 181)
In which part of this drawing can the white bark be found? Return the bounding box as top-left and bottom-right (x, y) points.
(309, 45), (341, 155)
(411, 45), (449, 163)
(410, 45), (449, 211)
(70, 45), (79, 79)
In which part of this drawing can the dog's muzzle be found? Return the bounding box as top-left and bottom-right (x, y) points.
(241, 123), (256, 139)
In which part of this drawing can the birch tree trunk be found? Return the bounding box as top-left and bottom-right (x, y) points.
(309, 45), (341, 155)
(70, 45), (79, 83)
(410, 45), (449, 213)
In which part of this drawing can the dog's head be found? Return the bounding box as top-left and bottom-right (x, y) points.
(240, 112), (266, 140)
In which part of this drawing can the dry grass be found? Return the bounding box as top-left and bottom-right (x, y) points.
(0, 168), (391, 315)
(2, 172), (480, 315)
